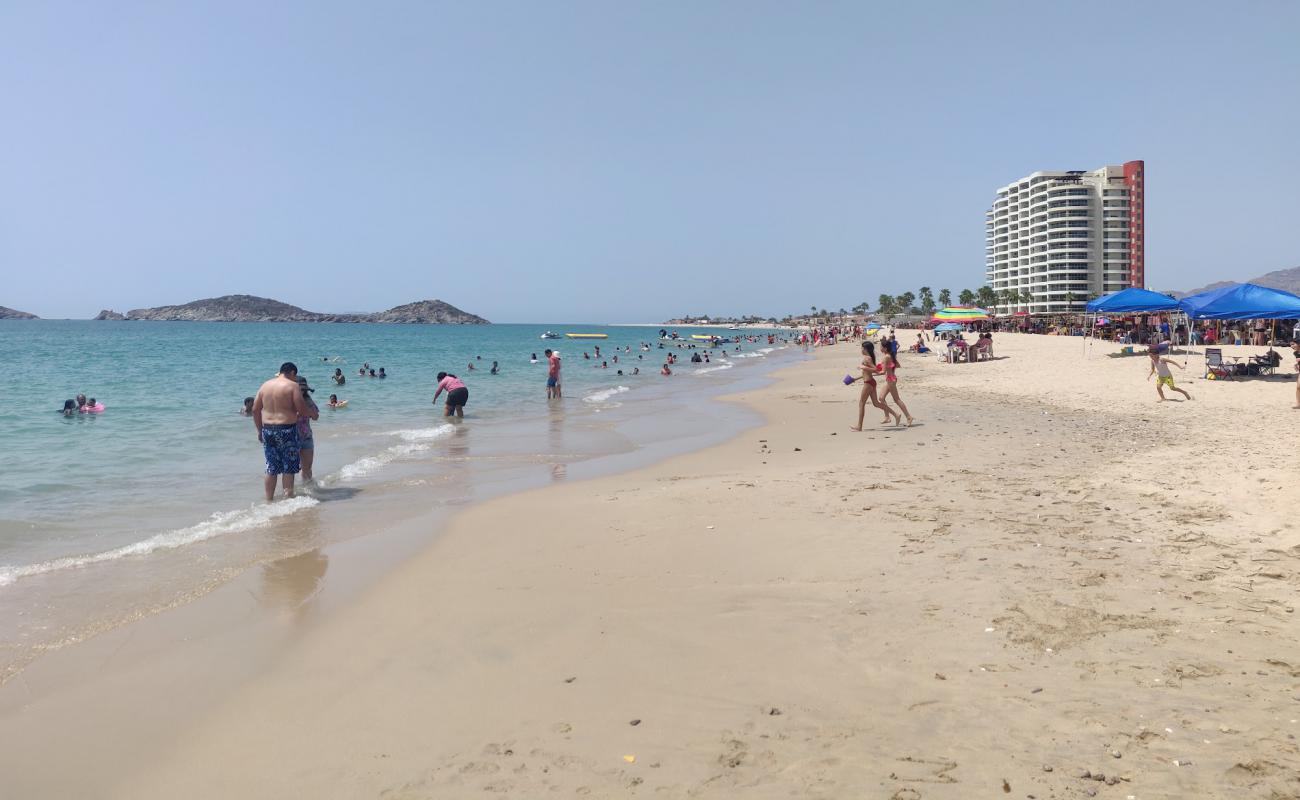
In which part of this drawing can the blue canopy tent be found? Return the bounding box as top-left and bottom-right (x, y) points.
(1178, 283), (1300, 320)
(1083, 288), (1185, 358)
(1085, 287), (1180, 314)
(1178, 283), (1300, 375)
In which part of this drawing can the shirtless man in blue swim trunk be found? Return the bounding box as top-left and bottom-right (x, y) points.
(252, 362), (313, 501)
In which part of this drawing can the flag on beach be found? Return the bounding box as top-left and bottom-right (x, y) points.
(931, 306), (990, 322)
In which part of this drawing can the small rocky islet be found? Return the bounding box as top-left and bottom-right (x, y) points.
(96, 295), (488, 324)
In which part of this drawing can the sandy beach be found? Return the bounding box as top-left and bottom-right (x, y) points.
(4, 332), (1299, 798)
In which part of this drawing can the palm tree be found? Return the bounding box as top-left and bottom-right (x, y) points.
(976, 285), (997, 309)
(958, 289), (975, 306)
(1019, 289), (1034, 309)
(938, 288), (952, 308)
(809, 305), (817, 322)
(877, 294), (895, 318)
(919, 286), (935, 316)
(897, 292), (916, 315)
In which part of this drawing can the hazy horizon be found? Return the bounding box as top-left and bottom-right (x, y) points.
(3, 2), (1298, 321)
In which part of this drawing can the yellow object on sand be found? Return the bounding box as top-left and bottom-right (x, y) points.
(623, 755), (636, 763)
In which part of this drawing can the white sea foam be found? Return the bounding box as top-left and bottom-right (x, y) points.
(692, 363), (735, 375)
(0, 496), (320, 588)
(583, 386), (631, 404)
(333, 424), (456, 481)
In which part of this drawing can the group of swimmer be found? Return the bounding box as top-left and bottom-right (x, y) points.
(59, 393), (104, 417)
(248, 334), (789, 499)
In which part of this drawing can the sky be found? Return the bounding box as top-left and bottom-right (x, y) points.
(2, 1), (1298, 322)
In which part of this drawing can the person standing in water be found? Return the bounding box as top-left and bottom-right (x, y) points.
(296, 376), (321, 483)
(848, 341), (901, 429)
(544, 349), (562, 399)
(432, 371), (468, 418)
(252, 362), (312, 501)
(879, 348), (914, 426)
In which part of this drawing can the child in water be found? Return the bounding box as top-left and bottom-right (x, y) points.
(328, 394), (348, 408)
(240, 397), (254, 415)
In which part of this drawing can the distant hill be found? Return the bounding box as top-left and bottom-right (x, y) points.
(0, 306), (38, 319)
(121, 295), (488, 324)
(1176, 265), (1300, 298)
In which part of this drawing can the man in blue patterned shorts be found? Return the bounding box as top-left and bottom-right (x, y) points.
(252, 362), (313, 501)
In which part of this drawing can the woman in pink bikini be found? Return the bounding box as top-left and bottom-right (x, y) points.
(880, 348), (914, 426)
(848, 341), (901, 429)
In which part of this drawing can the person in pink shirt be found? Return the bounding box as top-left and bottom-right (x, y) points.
(544, 349), (562, 399)
(432, 372), (468, 418)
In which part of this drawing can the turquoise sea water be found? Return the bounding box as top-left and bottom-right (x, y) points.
(0, 320), (791, 677)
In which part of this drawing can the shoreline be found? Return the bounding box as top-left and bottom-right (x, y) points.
(4, 333), (1299, 797)
(0, 347), (798, 796)
(0, 322), (791, 684)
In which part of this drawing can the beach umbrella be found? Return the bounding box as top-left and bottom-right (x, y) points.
(933, 322), (963, 332)
(864, 322), (882, 330)
(931, 306), (990, 322)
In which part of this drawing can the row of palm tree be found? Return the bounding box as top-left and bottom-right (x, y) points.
(808, 284), (1108, 322)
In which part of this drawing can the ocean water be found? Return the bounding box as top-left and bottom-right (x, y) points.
(0, 320), (791, 678)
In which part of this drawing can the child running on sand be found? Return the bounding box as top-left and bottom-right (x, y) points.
(848, 341), (901, 429)
(1148, 348), (1192, 401)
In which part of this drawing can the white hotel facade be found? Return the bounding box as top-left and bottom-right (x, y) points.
(985, 160), (1145, 314)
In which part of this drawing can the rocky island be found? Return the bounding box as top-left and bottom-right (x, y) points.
(119, 295), (488, 324)
(0, 306), (38, 319)
(94, 310), (127, 320)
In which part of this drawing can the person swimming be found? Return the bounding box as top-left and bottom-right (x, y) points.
(240, 397), (255, 415)
(327, 394), (348, 408)
(333, 368), (345, 385)
(60, 399), (77, 417)
(490, 361), (499, 375)
(378, 367), (386, 378)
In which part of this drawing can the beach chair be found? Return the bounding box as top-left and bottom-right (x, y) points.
(1204, 348), (1235, 380)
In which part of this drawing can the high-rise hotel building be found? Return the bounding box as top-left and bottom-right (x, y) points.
(985, 161), (1144, 313)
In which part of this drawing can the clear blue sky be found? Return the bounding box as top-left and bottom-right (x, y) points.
(3, 1), (1297, 321)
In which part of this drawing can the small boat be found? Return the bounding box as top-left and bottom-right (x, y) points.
(690, 334), (717, 341)
(539, 331), (562, 339)
(565, 333), (608, 339)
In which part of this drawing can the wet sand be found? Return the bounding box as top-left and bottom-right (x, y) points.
(7, 333), (1300, 798)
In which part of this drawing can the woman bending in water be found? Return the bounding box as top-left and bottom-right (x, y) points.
(848, 340), (901, 429)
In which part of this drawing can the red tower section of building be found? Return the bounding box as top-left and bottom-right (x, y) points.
(1124, 160), (1144, 288)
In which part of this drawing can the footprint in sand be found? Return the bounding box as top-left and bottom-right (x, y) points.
(889, 756), (957, 784)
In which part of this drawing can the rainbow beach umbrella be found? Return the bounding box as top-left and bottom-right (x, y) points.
(931, 306), (990, 322)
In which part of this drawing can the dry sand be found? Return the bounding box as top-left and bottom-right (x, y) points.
(24, 334), (1300, 797)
